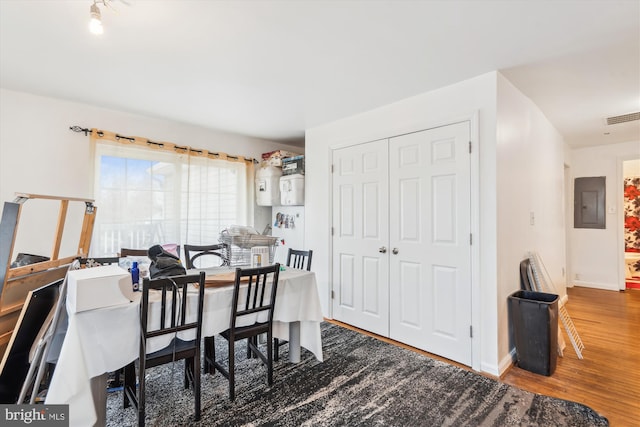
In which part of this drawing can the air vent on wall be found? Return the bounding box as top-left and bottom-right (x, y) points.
(606, 112), (640, 125)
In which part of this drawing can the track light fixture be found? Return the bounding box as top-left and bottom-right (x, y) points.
(89, 1), (103, 35)
(88, 0), (129, 35)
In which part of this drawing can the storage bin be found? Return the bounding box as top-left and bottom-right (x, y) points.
(280, 174), (304, 205)
(67, 265), (134, 313)
(255, 164), (282, 206)
(508, 290), (559, 376)
(250, 246), (271, 267)
(282, 155), (305, 175)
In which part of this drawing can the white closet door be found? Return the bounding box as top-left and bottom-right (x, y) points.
(388, 122), (472, 366)
(331, 139), (390, 336)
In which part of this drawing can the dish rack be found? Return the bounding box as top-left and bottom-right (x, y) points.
(219, 227), (278, 266)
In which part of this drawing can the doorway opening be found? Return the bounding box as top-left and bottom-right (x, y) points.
(622, 158), (640, 289)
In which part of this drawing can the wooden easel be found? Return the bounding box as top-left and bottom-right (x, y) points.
(0, 194), (97, 360)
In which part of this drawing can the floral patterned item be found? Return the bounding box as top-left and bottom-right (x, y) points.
(624, 176), (640, 274)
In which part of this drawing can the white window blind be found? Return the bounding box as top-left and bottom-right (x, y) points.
(93, 143), (248, 256)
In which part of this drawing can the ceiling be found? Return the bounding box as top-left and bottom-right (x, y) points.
(1, 0), (638, 148)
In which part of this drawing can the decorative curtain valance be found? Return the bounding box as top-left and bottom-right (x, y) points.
(86, 128), (256, 165)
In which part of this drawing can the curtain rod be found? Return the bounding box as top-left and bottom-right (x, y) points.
(69, 125), (257, 164)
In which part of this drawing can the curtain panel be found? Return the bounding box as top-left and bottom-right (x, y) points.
(90, 131), (254, 257)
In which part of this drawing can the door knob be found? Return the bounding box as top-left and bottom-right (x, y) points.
(379, 247), (387, 253)
(392, 248), (399, 255)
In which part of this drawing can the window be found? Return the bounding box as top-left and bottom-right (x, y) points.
(93, 143), (248, 256)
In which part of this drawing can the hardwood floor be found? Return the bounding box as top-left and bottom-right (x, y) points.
(328, 287), (640, 427)
(502, 286), (640, 427)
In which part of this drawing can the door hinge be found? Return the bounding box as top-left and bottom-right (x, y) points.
(331, 290), (335, 299)
(469, 141), (472, 154)
(331, 164), (334, 173)
(470, 325), (473, 338)
(331, 227), (334, 236)
(470, 233), (472, 245)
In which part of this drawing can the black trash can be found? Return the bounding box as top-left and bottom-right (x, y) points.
(508, 290), (559, 376)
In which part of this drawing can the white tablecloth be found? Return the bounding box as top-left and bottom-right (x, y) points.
(45, 267), (323, 426)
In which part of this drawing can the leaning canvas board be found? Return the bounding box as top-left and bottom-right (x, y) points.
(0, 279), (61, 403)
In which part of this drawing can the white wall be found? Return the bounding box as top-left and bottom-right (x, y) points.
(496, 74), (567, 372)
(305, 71), (570, 376)
(0, 88), (300, 257)
(569, 140), (640, 290)
(623, 158), (640, 176)
(305, 72), (498, 374)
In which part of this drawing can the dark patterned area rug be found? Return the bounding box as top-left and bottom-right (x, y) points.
(106, 323), (608, 426)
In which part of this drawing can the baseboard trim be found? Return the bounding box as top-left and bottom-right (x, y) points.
(480, 362), (499, 377)
(573, 280), (619, 291)
(494, 348), (516, 377)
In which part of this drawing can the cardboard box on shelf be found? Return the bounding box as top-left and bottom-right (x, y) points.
(261, 150), (301, 167)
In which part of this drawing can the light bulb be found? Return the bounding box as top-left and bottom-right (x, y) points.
(89, 17), (103, 34)
(89, 3), (103, 35)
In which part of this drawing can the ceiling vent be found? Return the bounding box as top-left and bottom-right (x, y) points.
(606, 112), (640, 125)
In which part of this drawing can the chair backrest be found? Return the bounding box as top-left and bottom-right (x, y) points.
(286, 249), (313, 271)
(120, 248), (148, 257)
(121, 245), (181, 258)
(230, 264), (280, 331)
(140, 272), (205, 344)
(184, 244), (229, 269)
(78, 257), (120, 268)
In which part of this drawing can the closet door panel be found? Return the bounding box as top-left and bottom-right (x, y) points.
(332, 139), (389, 336)
(389, 122), (472, 366)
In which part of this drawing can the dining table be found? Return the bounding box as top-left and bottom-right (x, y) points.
(44, 266), (324, 427)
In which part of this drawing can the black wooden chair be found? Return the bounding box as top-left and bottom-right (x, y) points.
(274, 249), (313, 361)
(119, 248), (148, 257)
(204, 264), (280, 400)
(184, 243), (229, 269)
(121, 246), (181, 258)
(123, 272), (205, 426)
(286, 248), (313, 271)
